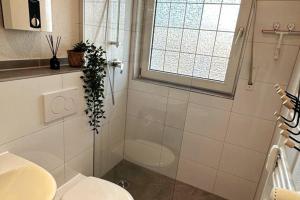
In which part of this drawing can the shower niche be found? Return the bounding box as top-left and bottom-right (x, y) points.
(1, 0), (52, 32)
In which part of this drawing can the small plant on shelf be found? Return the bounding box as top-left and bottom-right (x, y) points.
(67, 40), (90, 67)
(81, 43), (106, 134)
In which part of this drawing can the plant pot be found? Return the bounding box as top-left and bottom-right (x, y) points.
(67, 50), (84, 67)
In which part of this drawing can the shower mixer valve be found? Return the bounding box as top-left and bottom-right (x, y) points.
(109, 59), (124, 74)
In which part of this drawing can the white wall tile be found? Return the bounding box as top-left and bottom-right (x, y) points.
(181, 132), (223, 169)
(226, 113), (275, 153)
(166, 98), (188, 130)
(168, 88), (190, 102)
(177, 158), (217, 192)
(189, 92), (233, 111)
(0, 75), (62, 146)
(254, 1), (300, 45)
(163, 126), (184, 155)
(64, 115), (93, 161)
(0, 123), (64, 172)
(219, 144), (266, 182)
(125, 115), (164, 144)
(129, 79), (169, 97)
(254, 43), (298, 85)
(232, 79), (282, 121)
(65, 148), (93, 181)
(214, 171), (257, 200)
(185, 103), (230, 141)
(127, 89), (167, 123)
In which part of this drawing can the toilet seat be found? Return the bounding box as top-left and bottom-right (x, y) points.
(61, 177), (134, 200)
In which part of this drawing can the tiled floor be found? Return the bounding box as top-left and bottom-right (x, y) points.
(102, 160), (226, 200)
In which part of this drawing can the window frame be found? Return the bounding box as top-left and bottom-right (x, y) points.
(140, 0), (252, 95)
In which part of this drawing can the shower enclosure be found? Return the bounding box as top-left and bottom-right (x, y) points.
(83, 1), (184, 199)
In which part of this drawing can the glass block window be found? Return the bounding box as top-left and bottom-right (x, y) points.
(149, 0), (241, 82)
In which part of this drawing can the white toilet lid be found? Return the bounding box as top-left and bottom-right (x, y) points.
(61, 177), (134, 200)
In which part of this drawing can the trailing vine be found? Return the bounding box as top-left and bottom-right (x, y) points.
(80, 42), (106, 134)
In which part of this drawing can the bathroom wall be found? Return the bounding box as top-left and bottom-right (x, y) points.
(0, 72), (94, 187)
(126, 1), (300, 200)
(0, 0), (130, 187)
(0, 0), (81, 61)
(83, 0), (131, 177)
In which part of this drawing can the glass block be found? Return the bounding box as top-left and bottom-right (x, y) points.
(150, 50), (165, 71)
(187, 0), (204, 2)
(200, 4), (221, 30)
(152, 27), (168, 50)
(164, 51), (180, 73)
(213, 32), (234, 57)
(181, 29), (199, 53)
(166, 28), (183, 51)
(197, 30), (216, 55)
(218, 5), (240, 32)
(185, 4), (203, 29)
(193, 55), (211, 78)
(222, 0), (241, 4)
(155, 3), (170, 27)
(209, 57), (229, 81)
(178, 53), (195, 76)
(169, 3), (186, 28)
(204, 0), (222, 3)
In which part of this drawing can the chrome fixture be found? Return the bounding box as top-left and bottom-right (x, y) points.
(109, 59), (124, 73)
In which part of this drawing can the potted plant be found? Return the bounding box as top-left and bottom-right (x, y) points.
(67, 41), (90, 67)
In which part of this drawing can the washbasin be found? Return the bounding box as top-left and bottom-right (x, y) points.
(0, 152), (57, 200)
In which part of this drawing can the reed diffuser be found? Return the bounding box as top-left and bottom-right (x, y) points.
(45, 34), (62, 70)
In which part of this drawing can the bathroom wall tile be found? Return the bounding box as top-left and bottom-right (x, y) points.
(62, 72), (86, 116)
(129, 79), (169, 97)
(177, 158), (217, 193)
(125, 115), (164, 144)
(159, 154), (180, 179)
(189, 92), (233, 111)
(109, 114), (126, 147)
(162, 126), (184, 155)
(0, 123), (64, 172)
(214, 171), (257, 200)
(168, 88), (190, 102)
(84, 1), (107, 27)
(254, 1), (300, 45)
(239, 43), (298, 85)
(50, 166), (65, 188)
(219, 144), (266, 182)
(84, 24), (107, 47)
(181, 132), (223, 169)
(226, 112), (275, 153)
(166, 98), (188, 130)
(185, 103), (230, 141)
(254, 43), (298, 85)
(232, 79), (282, 121)
(65, 147), (93, 181)
(127, 89), (167, 123)
(0, 75), (62, 146)
(64, 115), (93, 161)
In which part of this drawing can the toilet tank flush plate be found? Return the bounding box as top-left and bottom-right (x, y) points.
(43, 88), (79, 123)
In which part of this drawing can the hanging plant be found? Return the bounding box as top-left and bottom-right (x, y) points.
(80, 42), (107, 134)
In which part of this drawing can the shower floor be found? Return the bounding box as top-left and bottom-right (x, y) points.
(102, 160), (226, 200)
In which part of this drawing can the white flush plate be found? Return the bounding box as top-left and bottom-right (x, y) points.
(43, 88), (79, 123)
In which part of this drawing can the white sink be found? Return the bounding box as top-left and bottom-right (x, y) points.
(0, 152), (57, 200)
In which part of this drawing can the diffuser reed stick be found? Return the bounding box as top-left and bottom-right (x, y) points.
(45, 34), (62, 70)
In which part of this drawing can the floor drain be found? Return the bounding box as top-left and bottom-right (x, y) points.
(117, 180), (130, 189)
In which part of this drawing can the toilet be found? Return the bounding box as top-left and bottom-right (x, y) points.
(55, 174), (134, 200)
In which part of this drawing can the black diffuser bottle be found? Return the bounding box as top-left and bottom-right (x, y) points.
(50, 56), (60, 70)
(46, 35), (62, 70)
